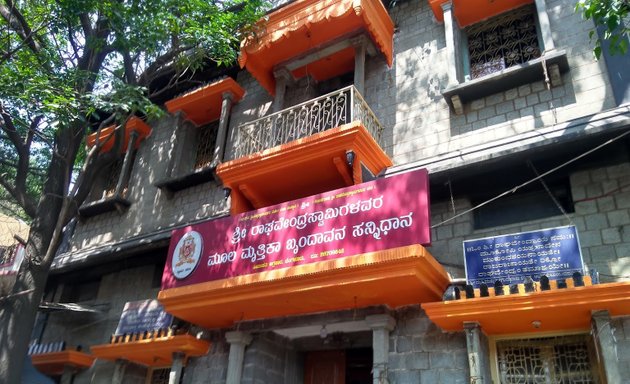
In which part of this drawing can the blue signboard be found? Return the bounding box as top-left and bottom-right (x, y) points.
(115, 299), (173, 336)
(464, 226), (584, 287)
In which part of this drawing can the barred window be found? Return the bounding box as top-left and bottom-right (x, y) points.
(496, 335), (601, 384)
(193, 122), (219, 170)
(466, 5), (541, 79)
(148, 368), (171, 384)
(103, 158), (124, 198)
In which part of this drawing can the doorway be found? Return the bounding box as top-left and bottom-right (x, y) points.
(304, 348), (372, 384)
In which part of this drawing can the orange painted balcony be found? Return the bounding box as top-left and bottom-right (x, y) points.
(165, 78), (245, 126)
(86, 116), (151, 154)
(31, 350), (95, 376)
(91, 333), (210, 367)
(428, 0), (533, 27)
(422, 281), (630, 335)
(217, 86), (392, 215)
(159, 245), (450, 330)
(239, 0), (394, 95)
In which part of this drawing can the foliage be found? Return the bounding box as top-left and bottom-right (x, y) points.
(0, 0), (269, 216)
(0, 0), (270, 381)
(576, 0), (630, 59)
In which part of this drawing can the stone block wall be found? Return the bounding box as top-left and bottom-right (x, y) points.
(181, 333), (231, 384)
(63, 0), (617, 260)
(242, 332), (295, 384)
(40, 264), (158, 384)
(613, 317), (630, 381)
(388, 306), (467, 384)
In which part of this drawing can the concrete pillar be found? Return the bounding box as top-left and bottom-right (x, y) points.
(351, 35), (367, 95)
(534, 0), (555, 51)
(114, 130), (139, 196)
(441, 1), (460, 86)
(273, 68), (293, 113)
(111, 359), (128, 384)
(464, 322), (491, 384)
(212, 91), (234, 165)
(226, 331), (253, 384)
(168, 351), (185, 384)
(592, 310), (621, 383)
(59, 365), (74, 384)
(366, 314), (396, 384)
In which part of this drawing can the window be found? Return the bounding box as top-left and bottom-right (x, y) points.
(465, 5), (541, 80)
(146, 368), (171, 384)
(473, 180), (574, 229)
(192, 123), (219, 171)
(60, 279), (101, 303)
(155, 120), (221, 195)
(101, 157), (128, 200)
(78, 153), (135, 218)
(496, 334), (601, 383)
(441, 3), (568, 115)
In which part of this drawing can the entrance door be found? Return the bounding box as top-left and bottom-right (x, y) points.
(304, 350), (346, 384)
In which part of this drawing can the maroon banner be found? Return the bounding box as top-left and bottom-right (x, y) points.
(162, 169), (430, 289)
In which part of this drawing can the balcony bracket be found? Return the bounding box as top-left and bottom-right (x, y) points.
(333, 156), (354, 186)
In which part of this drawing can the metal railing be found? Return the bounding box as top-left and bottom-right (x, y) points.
(232, 85), (385, 159)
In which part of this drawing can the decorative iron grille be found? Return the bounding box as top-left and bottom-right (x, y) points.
(149, 368), (170, 384)
(466, 5), (541, 79)
(103, 157), (127, 198)
(497, 335), (599, 384)
(194, 122), (219, 170)
(232, 85), (385, 159)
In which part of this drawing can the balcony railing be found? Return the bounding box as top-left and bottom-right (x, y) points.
(233, 85), (385, 159)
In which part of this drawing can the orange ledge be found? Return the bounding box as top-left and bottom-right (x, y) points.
(31, 350), (95, 376)
(422, 282), (630, 335)
(86, 116), (152, 154)
(165, 78), (245, 126)
(159, 245), (450, 329)
(239, 0), (394, 95)
(91, 334), (210, 367)
(216, 121), (392, 215)
(428, 0), (532, 27)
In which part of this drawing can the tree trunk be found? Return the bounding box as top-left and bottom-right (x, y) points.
(0, 123), (83, 383)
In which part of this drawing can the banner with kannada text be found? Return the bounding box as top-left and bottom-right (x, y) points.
(162, 169), (430, 289)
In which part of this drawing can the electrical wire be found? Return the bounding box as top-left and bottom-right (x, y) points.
(431, 128), (630, 228)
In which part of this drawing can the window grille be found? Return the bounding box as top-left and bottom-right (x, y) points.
(466, 5), (541, 79)
(193, 123), (218, 170)
(0, 244), (17, 265)
(102, 157), (125, 198)
(149, 368), (171, 384)
(497, 335), (600, 384)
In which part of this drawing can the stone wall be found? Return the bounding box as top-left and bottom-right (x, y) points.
(428, 162), (630, 280)
(388, 306), (467, 384)
(612, 317), (630, 380)
(62, 0), (618, 259)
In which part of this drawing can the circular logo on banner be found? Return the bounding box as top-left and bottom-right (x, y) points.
(172, 231), (203, 280)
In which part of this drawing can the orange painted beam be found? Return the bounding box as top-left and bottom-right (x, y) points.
(428, 0), (533, 27)
(91, 334), (210, 367)
(216, 121), (392, 215)
(239, 0), (394, 95)
(422, 282), (630, 335)
(86, 116), (152, 154)
(159, 245), (450, 329)
(31, 350), (96, 376)
(165, 78), (245, 126)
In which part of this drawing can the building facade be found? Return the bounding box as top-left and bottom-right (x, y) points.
(29, 0), (630, 383)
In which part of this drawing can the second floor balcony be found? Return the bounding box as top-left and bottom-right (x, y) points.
(217, 85), (392, 215)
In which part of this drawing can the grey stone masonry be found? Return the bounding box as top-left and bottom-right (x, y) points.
(427, 162), (630, 281)
(388, 306), (467, 384)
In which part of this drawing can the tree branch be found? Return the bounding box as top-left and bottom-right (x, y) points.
(0, 0), (42, 54)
